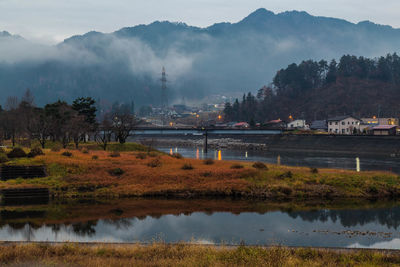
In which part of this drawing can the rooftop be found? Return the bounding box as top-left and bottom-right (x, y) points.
(327, 115), (360, 121)
(372, 125), (397, 130)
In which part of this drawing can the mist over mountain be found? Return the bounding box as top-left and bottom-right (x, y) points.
(1, 8), (400, 107)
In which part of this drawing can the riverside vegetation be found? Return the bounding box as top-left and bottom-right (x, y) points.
(0, 142), (399, 199)
(0, 243), (399, 267)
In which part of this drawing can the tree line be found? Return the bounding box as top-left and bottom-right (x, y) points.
(0, 89), (139, 149)
(224, 53), (400, 122)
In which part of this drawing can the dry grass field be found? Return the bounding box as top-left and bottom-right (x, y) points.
(0, 242), (399, 267)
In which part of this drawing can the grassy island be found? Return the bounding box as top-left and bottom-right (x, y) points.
(0, 243), (399, 267)
(0, 143), (399, 199)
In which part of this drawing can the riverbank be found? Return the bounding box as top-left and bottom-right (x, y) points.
(0, 242), (399, 266)
(1, 145), (400, 199)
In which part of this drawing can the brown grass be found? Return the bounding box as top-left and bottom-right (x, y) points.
(0, 148), (399, 199)
(0, 243), (399, 267)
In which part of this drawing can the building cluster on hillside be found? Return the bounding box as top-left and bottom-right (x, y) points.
(222, 115), (400, 136)
(139, 102), (226, 127)
(282, 116), (398, 136)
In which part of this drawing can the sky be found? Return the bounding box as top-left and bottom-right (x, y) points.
(0, 0), (399, 44)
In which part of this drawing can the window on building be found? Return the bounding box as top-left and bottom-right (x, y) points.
(335, 122), (338, 125)
(342, 129), (345, 134)
(341, 122), (345, 125)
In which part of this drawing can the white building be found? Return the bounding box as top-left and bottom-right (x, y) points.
(287, 119), (309, 130)
(328, 116), (361, 135)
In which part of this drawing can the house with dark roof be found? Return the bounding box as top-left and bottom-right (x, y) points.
(327, 116), (361, 135)
(310, 120), (328, 132)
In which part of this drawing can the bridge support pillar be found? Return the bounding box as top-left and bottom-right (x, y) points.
(204, 129), (208, 153)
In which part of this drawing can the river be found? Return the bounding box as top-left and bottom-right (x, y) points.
(1, 199), (400, 249)
(157, 146), (400, 174)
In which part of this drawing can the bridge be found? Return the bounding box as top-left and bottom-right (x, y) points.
(132, 128), (282, 136)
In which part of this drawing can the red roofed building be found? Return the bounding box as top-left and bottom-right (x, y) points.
(233, 122), (250, 128)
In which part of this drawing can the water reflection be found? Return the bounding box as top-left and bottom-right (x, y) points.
(1, 199), (400, 249)
(157, 147), (400, 173)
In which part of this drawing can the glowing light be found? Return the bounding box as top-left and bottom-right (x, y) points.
(196, 148), (199, 159)
(373, 116), (377, 119)
(218, 115), (222, 120)
(169, 148), (173, 155)
(196, 114), (200, 118)
(218, 150), (222, 161)
(169, 122), (173, 127)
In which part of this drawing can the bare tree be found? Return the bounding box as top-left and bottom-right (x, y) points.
(111, 110), (139, 144)
(30, 109), (51, 148)
(2, 97), (21, 147)
(95, 114), (113, 150)
(69, 115), (87, 149)
(21, 88), (35, 107)
(5, 96), (19, 111)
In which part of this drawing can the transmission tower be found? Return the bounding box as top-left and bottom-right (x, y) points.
(161, 67), (168, 108)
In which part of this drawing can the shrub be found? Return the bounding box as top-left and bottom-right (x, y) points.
(27, 147), (45, 158)
(203, 159), (214, 165)
(231, 164), (244, 169)
(81, 148), (89, 154)
(0, 153), (9, 163)
(108, 168), (125, 176)
(136, 152), (147, 159)
(202, 171), (212, 177)
(7, 147), (27, 158)
(61, 151), (73, 157)
(367, 185), (379, 194)
(51, 143), (62, 152)
(171, 153), (183, 159)
(92, 155), (99, 160)
(109, 151), (120, 158)
(148, 151), (158, 157)
(252, 162), (268, 170)
(279, 186), (293, 196)
(147, 158), (162, 168)
(310, 167), (319, 174)
(181, 163), (194, 170)
(278, 171), (293, 179)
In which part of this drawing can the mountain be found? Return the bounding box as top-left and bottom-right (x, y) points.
(1, 8), (400, 107)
